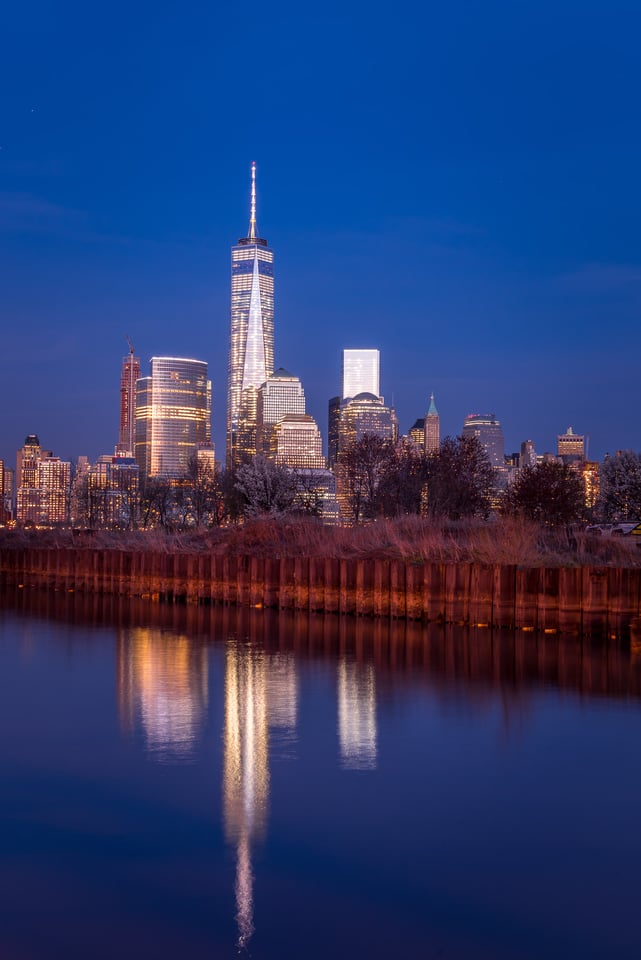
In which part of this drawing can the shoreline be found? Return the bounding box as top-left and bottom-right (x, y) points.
(2, 544), (640, 637)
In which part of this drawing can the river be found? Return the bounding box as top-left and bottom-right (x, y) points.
(1, 587), (641, 959)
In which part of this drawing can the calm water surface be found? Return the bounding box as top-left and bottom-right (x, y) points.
(2, 588), (641, 959)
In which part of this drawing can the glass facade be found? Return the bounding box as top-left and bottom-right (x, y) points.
(87, 455), (140, 529)
(342, 349), (380, 400)
(462, 413), (505, 469)
(135, 357), (211, 480)
(271, 414), (326, 469)
(337, 393), (398, 452)
(227, 164), (274, 468)
(335, 393), (398, 519)
(408, 418), (425, 448)
(257, 369), (306, 458)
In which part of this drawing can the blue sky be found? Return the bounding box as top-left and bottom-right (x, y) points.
(1, 0), (640, 464)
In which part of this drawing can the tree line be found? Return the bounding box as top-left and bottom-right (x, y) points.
(69, 439), (641, 530)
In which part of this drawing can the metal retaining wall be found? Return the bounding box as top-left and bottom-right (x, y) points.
(1, 547), (641, 636)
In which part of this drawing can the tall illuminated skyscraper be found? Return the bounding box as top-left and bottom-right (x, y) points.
(15, 435), (70, 526)
(117, 340), (141, 456)
(135, 357), (211, 480)
(227, 162), (275, 468)
(342, 349), (379, 400)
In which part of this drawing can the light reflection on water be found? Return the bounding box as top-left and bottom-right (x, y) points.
(117, 629), (208, 762)
(337, 660), (377, 770)
(2, 588), (641, 960)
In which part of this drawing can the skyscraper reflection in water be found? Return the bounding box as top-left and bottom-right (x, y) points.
(337, 659), (378, 770)
(116, 629), (208, 762)
(222, 643), (298, 951)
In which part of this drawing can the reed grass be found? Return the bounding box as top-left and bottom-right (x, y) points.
(1, 518), (640, 567)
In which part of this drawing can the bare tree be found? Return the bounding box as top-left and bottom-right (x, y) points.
(376, 440), (429, 517)
(598, 450), (641, 521)
(139, 477), (174, 530)
(186, 455), (226, 528)
(234, 457), (298, 519)
(500, 460), (585, 525)
(339, 434), (395, 523)
(425, 436), (494, 520)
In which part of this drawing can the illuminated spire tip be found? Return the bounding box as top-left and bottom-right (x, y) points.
(249, 161), (257, 239)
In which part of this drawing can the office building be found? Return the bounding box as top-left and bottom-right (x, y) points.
(424, 393), (440, 454)
(135, 357), (211, 480)
(117, 342), (141, 455)
(557, 426), (585, 465)
(16, 435), (70, 526)
(327, 396), (342, 469)
(342, 349), (380, 399)
(17, 435), (44, 491)
(227, 162), (274, 467)
(335, 393), (398, 519)
(0, 460), (5, 524)
(337, 393), (398, 451)
(70, 456), (90, 527)
(408, 418), (425, 448)
(271, 414), (326, 469)
(582, 461), (600, 510)
(4, 468), (14, 523)
(462, 413), (505, 469)
(520, 440), (537, 469)
(257, 368), (306, 457)
(87, 455), (139, 529)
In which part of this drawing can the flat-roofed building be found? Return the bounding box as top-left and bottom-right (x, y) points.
(88, 455), (139, 529)
(342, 349), (380, 400)
(557, 426), (585, 465)
(257, 368), (306, 457)
(135, 357), (211, 480)
(271, 414), (326, 469)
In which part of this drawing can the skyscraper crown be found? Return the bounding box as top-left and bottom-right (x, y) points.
(238, 161), (267, 246)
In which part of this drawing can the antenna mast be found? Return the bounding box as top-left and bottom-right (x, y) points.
(249, 161), (257, 239)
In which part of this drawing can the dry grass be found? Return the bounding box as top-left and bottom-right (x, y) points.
(1, 518), (640, 567)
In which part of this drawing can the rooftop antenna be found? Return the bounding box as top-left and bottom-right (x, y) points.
(248, 161), (257, 239)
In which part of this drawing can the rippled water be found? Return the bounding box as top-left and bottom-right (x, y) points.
(2, 588), (641, 959)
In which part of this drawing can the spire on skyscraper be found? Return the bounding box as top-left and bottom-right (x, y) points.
(248, 161), (257, 240)
(425, 391), (440, 455)
(228, 162), (275, 468)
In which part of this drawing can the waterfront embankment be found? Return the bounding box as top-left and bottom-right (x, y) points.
(1, 544), (640, 636)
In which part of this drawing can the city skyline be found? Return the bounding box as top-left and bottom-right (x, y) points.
(1, 3), (641, 466)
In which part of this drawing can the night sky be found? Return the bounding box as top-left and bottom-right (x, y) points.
(2, 0), (640, 466)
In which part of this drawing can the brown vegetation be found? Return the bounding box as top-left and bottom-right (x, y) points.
(1, 517), (640, 568)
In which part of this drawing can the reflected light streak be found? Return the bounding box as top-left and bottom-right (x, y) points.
(116, 628), (208, 762)
(265, 652), (298, 759)
(222, 643), (299, 951)
(223, 644), (269, 953)
(337, 659), (377, 770)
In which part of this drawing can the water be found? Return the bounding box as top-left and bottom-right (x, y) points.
(2, 588), (641, 959)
